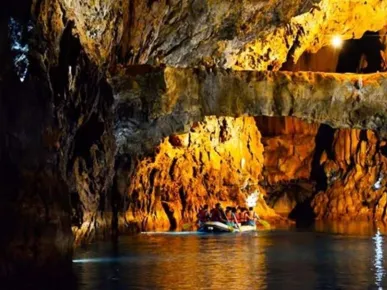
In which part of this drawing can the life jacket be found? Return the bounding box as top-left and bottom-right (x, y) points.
(232, 213), (239, 223)
(197, 209), (209, 222)
(226, 212), (233, 222)
(239, 212), (247, 223)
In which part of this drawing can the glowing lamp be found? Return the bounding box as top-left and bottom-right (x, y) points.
(331, 35), (343, 49)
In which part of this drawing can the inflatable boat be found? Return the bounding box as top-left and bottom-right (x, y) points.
(198, 221), (256, 233)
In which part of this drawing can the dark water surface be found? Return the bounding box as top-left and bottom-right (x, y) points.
(74, 223), (387, 290)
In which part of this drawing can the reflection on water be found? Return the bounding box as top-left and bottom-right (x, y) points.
(74, 223), (387, 290)
(374, 229), (385, 289)
(314, 221), (387, 236)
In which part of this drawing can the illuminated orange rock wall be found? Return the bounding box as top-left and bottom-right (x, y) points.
(312, 129), (387, 221)
(124, 115), (387, 225)
(256, 116), (319, 184)
(124, 116), (278, 231)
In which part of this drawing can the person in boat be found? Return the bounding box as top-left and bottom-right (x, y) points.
(231, 207), (240, 228)
(197, 204), (210, 226)
(225, 207), (235, 227)
(239, 207), (248, 225)
(245, 207), (259, 226)
(235, 207), (242, 224)
(210, 203), (227, 224)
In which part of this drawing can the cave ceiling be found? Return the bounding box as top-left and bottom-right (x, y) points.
(31, 0), (387, 154)
(37, 0), (387, 69)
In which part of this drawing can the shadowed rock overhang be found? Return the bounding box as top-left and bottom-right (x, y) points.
(111, 66), (387, 154)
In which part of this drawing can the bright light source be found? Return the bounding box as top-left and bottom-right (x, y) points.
(246, 190), (259, 207)
(331, 35), (343, 49)
(373, 173), (383, 190)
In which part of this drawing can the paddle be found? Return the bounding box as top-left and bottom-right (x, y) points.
(232, 212), (242, 232)
(257, 218), (271, 229)
(182, 223), (193, 231)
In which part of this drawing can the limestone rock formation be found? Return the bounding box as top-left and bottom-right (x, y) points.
(257, 116), (319, 184)
(236, 0), (387, 70)
(34, 0), (124, 65)
(32, 1), (387, 70)
(255, 117), (318, 216)
(312, 129), (387, 221)
(282, 46), (340, 72)
(117, 116), (279, 231)
(113, 67), (387, 158)
(1, 2), (116, 281)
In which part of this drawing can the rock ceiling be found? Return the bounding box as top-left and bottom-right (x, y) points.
(37, 0), (387, 69)
(111, 67), (387, 155)
(38, 0), (387, 153)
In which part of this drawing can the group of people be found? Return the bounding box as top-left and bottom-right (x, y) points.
(197, 203), (259, 228)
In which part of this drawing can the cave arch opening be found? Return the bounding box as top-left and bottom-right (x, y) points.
(119, 111), (387, 231)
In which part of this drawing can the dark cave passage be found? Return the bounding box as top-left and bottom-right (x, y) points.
(336, 31), (386, 73)
(310, 124), (335, 192)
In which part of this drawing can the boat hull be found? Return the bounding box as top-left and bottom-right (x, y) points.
(199, 221), (256, 233)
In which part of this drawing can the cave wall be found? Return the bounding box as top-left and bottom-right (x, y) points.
(312, 130), (387, 221)
(253, 116), (387, 222)
(255, 117), (319, 216)
(118, 116), (280, 231)
(256, 116), (319, 184)
(25, 1), (387, 70)
(0, 2), (116, 281)
(0, 3), (74, 280)
(309, 26), (387, 221)
(36, 20), (117, 245)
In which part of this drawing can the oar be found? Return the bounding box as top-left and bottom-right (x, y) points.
(182, 223), (193, 231)
(232, 213), (242, 232)
(257, 218), (271, 229)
